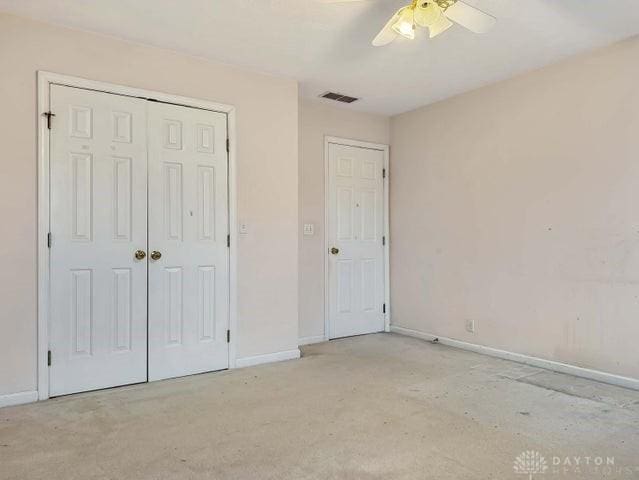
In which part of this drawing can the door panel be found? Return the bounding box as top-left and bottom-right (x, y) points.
(49, 85), (148, 396)
(328, 143), (385, 339)
(147, 102), (229, 381)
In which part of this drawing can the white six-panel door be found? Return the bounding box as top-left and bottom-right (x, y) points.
(49, 85), (148, 396)
(49, 85), (230, 395)
(328, 143), (385, 339)
(147, 102), (229, 381)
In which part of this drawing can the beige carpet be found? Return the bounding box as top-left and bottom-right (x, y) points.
(1, 333), (638, 479)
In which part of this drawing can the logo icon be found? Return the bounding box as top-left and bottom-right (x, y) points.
(514, 450), (548, 479)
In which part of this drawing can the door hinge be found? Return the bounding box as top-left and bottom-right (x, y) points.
(227, 330), (231, 343)
(47, 350), (52, 366)
(47, 232), (52, 248)
(43, 111), (56, 130)
(226, 138), (230, 153)
(383, 168), (386, 179)
(382, 236), (386, 246)
(382, 303), (386, 314)
(227, 234), (230, 248)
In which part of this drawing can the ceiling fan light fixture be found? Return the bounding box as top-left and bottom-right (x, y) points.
(414, 2), (443, 27)
(369, 0), (496, 47)
(392, 7), (416, 39)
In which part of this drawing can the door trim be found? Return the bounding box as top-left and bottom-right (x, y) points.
(323, 136), (390, 341)
(37, 71), (238, 400)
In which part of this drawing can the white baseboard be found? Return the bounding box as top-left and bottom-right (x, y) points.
(391, 325), (639, 391)
(235, 348), (301, 368)
(298, 335), (326, 346)
(0, 390), (39, 408)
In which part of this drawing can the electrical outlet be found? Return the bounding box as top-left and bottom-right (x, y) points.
(465, 319), (475, 334)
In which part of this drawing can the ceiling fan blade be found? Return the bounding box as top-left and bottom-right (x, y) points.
(428, 15), (453, 38)
(443, 1), (496, 34)
(372, 10), (401, 46)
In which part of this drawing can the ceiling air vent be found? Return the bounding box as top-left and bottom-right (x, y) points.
(320, 92), (359, 104)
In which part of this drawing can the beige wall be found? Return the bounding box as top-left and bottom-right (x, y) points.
(390, 37), (639, 379)
(0, 13), (299, 397)
(298, 99), (389, 340)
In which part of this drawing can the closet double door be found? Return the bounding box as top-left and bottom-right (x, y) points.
(48, 85), (229, 396)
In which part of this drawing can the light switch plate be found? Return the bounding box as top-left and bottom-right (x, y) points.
(303, 223), (314, 236)
(239, 223), (248, 235)
(465, 319), (475, 333)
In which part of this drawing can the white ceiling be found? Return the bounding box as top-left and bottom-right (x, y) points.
(2, 0), (639, 115)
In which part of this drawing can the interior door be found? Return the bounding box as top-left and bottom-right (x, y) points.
(328, 142), (385, 339)
(147, 102), (230, 381)
(49, 85), (148, 396)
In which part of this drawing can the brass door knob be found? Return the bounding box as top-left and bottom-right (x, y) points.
(134, 250), (146, 260)
(330, 247), (339, 255)
(150, 251), (162, 261)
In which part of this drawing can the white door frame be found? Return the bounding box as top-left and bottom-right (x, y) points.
(37, 71), (238, 400)
(323, 136), (390, 341)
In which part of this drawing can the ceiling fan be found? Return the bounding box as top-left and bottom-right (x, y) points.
(322, 0), (496, 46)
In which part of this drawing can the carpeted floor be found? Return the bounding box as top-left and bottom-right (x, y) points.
(1, 333), (638, 479)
